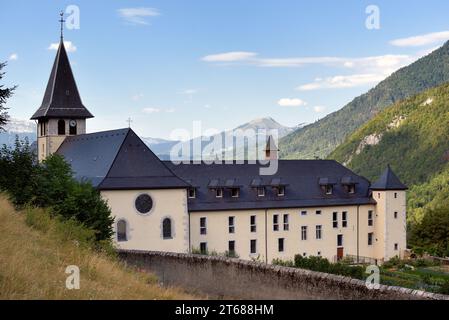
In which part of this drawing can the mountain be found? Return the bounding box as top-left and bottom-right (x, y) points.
(1, 117), (298, 161)
(165, 117), (300, 161)
(329, 82), (449, 186)
(280, 41), (449, 160)
(0, 119), (36, 147)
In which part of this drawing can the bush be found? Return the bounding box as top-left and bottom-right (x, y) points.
(293, 255), (365, 280)
(0, 140), (114, 244)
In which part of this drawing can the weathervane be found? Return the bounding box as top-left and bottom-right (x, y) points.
(59, 11), (65, 40)
(127, 117), (133, 128)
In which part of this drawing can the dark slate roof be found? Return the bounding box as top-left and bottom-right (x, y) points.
(370, 165), (408, 191)
(165, 160), (375, 212)
(31, 40), (93, 120)
(56, 128), (129, 187)
(98, 130), (189, 190)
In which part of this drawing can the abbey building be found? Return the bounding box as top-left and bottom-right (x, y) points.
(31, 39), (407, 265)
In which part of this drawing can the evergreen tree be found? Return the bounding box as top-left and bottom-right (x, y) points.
(0, 62), (16, 131)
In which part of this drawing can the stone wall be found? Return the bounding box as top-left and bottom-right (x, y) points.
(118, 250), (449, 300)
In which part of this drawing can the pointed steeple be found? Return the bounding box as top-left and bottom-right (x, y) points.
(264, 135), (279, 160)
(371, 165), (407, 191)
(31, 40), (93, 120)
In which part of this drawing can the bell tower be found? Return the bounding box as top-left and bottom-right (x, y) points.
(31, 12), (93, 162)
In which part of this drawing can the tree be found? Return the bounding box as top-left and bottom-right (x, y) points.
(0, 62), (16, 131)
(410, 205), (449, 257)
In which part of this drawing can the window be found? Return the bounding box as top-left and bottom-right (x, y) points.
(117, 220), (127, 242)
(188, 188), (196, 199)
(283, 214), (289, 231)
(348, 185), (355, 194)
(342, 211), (348, 228)
(200, 217), (207, 235)
(277, 186), (285, 197)
(368, 232), (373, 246)
(273, 215), (279, 231)
(200, 242), (207, 254)
(378, 193), (381, 199)
(394, 193), (398, 199)
(337, 234), (343, 247)
(257, 187), (265, 197)
(301, 210), (307, 216)
(368, 211), (374, 226)
(333, 212), (338, 228)
(316, 225), (322, 240)
(250, 215), (256, 232)
(228, 241), (235, 254)
(250, 240), (257, 254)
(394, 211), (398, 219)
(325, 185), (333, 195)
(135, 194), (153, 214)
(278, 238), (285, 252)
(228, 216), (235, 234)
(231, 188), (240, 198)
(394, 243), (398, 251)
(317, 251), (321, 256)
(216, 188), (223, 198)
(57, 120), (65, 135)
(69, 120), (77, 135)
(162, 218), (172, 239)
(301, 226), (307, 241)
(316, 210), (322, 215)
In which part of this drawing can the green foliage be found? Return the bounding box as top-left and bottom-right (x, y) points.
(0, 62), (16, 131)
(409, 205), (449, 257)
(281, 41), (449, 160)
(0, 137), (36, 206)
(0, 141), (114, 242)
(292, 255), (366, 280)
(329, 83), (449, 187)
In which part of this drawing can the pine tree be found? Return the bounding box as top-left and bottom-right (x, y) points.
(0, 62), (16, 131)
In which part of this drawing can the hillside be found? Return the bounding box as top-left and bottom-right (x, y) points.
(329, 82), (449, 186)
(280, 41), (449, 159)
(0, 195), (193, 300)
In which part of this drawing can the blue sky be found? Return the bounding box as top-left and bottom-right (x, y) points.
(2, 0), (449, 139)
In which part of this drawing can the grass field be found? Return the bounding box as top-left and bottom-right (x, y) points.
(0, 195), (195, 300)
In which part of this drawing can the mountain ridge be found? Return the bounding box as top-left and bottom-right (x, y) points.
(280, 41), (449, 159)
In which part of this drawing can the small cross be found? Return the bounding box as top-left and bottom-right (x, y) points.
(127, 117), (133, 128)
(59, 11), (66, 40)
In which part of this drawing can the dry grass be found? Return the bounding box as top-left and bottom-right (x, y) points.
(0, 195), (195, 300)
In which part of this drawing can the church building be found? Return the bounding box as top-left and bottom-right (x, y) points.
(31, 35), (407, 265)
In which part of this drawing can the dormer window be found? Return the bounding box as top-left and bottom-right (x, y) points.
(277, 186), (285, 197)
(257, 187), (265, 197)
(325, 185), (333, 195)
(231, 188), (240, 198)
(188, 188), (196, 199)
(319, 178), (336, 195)
(348, 185), (355, 194)
(216, 188), (223, 198)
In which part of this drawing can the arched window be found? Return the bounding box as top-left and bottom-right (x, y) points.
(162, 218), (172, 239)
(58, 120), (66, 135)
(117, 220), (127, 242)
(69, 120), (77, 135)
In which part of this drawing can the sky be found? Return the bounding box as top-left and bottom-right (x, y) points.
(2, 0), (449, 140)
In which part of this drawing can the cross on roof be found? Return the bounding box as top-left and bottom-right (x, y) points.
(127, 117), (133, 128)
(59, 11), (65, 40)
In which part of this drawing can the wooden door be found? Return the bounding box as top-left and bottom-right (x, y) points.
(337, 247), (344, 261)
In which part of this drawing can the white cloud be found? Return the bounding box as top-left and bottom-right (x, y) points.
(118, 7), (160, 25)
(8, 53), (18, 61)
(142, 107), (161, 114)
(297, 74), (386, 91)
(166, 108), (176, 113)
(313, 106), (327, 113)
(48, 41), (77, 52)
(390, 30), (449, 47)
(278, 98), (307, 107)
(202, 52), (258, 62)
